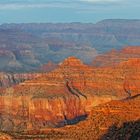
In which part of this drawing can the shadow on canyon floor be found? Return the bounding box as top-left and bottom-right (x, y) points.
(100, 119), (140, 140)
(0, 114), (88, 139)
(57, 114), (88, 127)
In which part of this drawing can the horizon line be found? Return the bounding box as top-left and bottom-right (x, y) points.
(1, 18), (140, 25)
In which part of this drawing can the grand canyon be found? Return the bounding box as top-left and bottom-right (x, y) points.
(0, 21), (140, 140)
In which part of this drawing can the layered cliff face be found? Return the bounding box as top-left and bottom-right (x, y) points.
(0, 72), (41, 87)
(0, 28), (98, 72)
(0, 57), (113, 132)
(93, 58), (140, 98)
(0, 50), (22, 70)
(92, 47), (140, 98)
(0, 56), (140, 135)
(1, 20), (140, 72)
(92, 46), (140, 67)
(38, 94), (140, 140)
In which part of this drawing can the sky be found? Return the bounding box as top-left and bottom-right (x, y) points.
(0, 0), (140, 23)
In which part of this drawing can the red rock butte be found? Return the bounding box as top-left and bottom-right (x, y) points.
(59, 56), (84, 67)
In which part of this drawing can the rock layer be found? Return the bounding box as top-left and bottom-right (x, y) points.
(92, 46), (140, 67)
(0, 56), (140, 133)
(0, 72), (41, 87)
(35, 94), (140, 140)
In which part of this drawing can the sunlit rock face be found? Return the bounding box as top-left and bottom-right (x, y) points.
(92, 47), (140, 67)
(0, 57), (111, 131)
(0, 56), (140, 132)
(45, 94), (140, 140)
(118, 58), (140, 97)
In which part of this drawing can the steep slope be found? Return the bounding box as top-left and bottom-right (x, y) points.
(0, 57), (115, 133)
(0, 56), (140, 136)
(32, 95), (140, 140)
(92, 46), (140, 67)
(0, 72), (41, 87)
(6, 92), (140, 139)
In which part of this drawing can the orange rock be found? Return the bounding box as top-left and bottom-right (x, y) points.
(92, 46), (140, 67)
(0, 54), (140, 133)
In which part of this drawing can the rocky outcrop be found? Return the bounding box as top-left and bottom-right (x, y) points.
(92, 47), (140, 67)
(0, 57), (112, 132)
(36, 94), (140, 140)
(0, 72), (40, 87)
(6, 90), (140, 139)
(0, 56), (140, 133)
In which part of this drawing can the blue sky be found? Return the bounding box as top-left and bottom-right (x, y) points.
(0, 0), (140, 23)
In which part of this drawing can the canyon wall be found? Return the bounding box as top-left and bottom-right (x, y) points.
(92, 46), (140, 67)
(0, 55), (140, 133)
(0, 72), (41, 87)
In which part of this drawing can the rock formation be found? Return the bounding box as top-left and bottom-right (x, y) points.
(0, 55), (140, 137)
(92, 46), (140, 67)
(0, 57), (112, 132)
(33, 94), (140, 140)
(0, 72), (41, 87)
(1, 20), (140, 72)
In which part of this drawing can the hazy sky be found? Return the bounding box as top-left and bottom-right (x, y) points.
(0, 0), (140, 23)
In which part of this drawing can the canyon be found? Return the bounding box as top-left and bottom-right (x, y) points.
(1, 19), (140, 72)
(0, 46), (140, 139)
(0, 0), (139, 135)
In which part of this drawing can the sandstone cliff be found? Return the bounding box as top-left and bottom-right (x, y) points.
(92, 46), (140, 67)
(0, 57), (112, 132)
(35, 94), (140, 140)
(0, 56), (140, 134)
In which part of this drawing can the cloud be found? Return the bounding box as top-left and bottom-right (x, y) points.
(79, 0), (121, 3)
(0, 1), (85, 10)
(0, 0), (130, 10)
(0, 4), (49, 10)
(0, 0), (79, 10)
(0, 2), (75, 10)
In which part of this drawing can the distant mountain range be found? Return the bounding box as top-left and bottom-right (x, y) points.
(0, 19), (140, 72)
